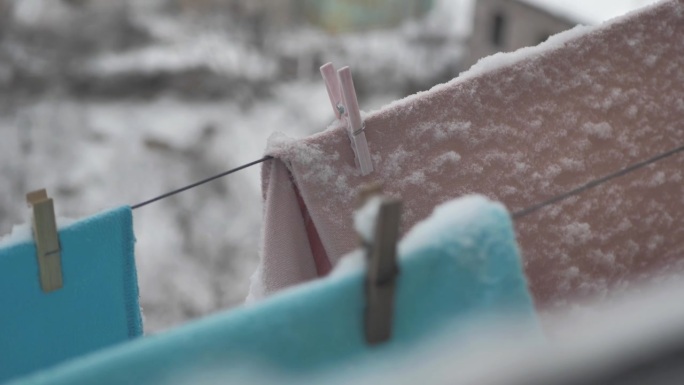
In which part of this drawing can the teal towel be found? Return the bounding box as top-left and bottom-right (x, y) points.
(11, 195), (535, 385)
(0, 206), (142, 383)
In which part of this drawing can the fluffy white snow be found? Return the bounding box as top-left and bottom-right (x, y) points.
(353, 196), (383, 243)
(0, 218), (76, 248)
(399, 195), (508, 257)
(458, 24), (594, 82)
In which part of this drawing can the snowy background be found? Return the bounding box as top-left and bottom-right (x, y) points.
(0, 0), (473, 332)
(0, 0), (651, 332)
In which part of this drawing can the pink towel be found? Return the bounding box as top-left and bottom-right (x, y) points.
(251, 0), (684, 312)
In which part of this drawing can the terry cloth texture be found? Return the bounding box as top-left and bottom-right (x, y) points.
(0, 206), (142, 382)
(11, 196), (537, 385)
(251, 0), (684, 311)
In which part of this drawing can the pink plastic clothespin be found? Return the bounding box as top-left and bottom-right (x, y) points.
(320, 62), (344, 120)
(319, 62), (373, 176)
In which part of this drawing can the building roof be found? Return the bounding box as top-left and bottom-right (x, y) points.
(518, 0), (659, 25)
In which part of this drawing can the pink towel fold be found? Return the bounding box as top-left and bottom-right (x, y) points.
(251, 0), (684, 312)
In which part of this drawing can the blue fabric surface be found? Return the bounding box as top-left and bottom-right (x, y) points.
(0, 206), (142, 383)
(12, 196), (535, 385)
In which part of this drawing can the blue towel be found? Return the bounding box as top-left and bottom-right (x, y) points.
(11, 195), (535, 385)
(0, 206), (142, 382)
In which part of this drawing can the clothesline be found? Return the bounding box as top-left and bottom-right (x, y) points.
(131, 144), (684, 219)
(511, 144), (684, 219)
(130, 156), (273, 210)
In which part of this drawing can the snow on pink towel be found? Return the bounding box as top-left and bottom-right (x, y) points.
(251, 0), (684, 316)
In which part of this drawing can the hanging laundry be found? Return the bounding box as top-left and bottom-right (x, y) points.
(0, 206), (143, 382)
(10, 195), (537, 385)
(251, 0), (684, 315)
(276, 276), (684, 385)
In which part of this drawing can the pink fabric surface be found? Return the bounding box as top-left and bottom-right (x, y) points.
(247, 158), (317, 301)
(293, 182), (332, 277)
(251, 0), (684, 309)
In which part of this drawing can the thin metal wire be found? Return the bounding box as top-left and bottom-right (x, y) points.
(129, 144), (684, 215)
(512, 144), (684, 220)
(131, 156), (273, 210)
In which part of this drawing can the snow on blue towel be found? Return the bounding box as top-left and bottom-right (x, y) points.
(11, 195), (535, 385)
(0, 206), (142, 382)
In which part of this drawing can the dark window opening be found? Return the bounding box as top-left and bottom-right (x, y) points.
(491, 12), (506, 47)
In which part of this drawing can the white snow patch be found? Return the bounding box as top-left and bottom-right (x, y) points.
(545, 164), (562, 179)
(402, 170), (427, 187)
(581, 121), (613, 139)
(559, 157), (585, 172)
(434, 121), (472, 141)
(380, 146), (411, 177)
(264, 131), (298, 156)
(0, 217), (77, 248)
(431, 151), (462, 170)
(353, 196), (383, 243)
(399, 195), (508, 257)
(647, 171), (666, 187)
(330, 249), (366, 277)
(625, 105), (639, 119)
(459, 25), (594, 82)
(562, 222), (593, 245)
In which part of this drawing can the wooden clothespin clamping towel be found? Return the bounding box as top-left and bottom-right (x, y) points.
(26, 189), (63, 292)
(358, 187), (402, 345)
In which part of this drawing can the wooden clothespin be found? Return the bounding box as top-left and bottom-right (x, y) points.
(359, 190), (402, 345)
(320, 62), (374, 176)
(26, 189), (63, 292)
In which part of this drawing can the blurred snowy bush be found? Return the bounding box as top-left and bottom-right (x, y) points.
(0, 0), (470, 331)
